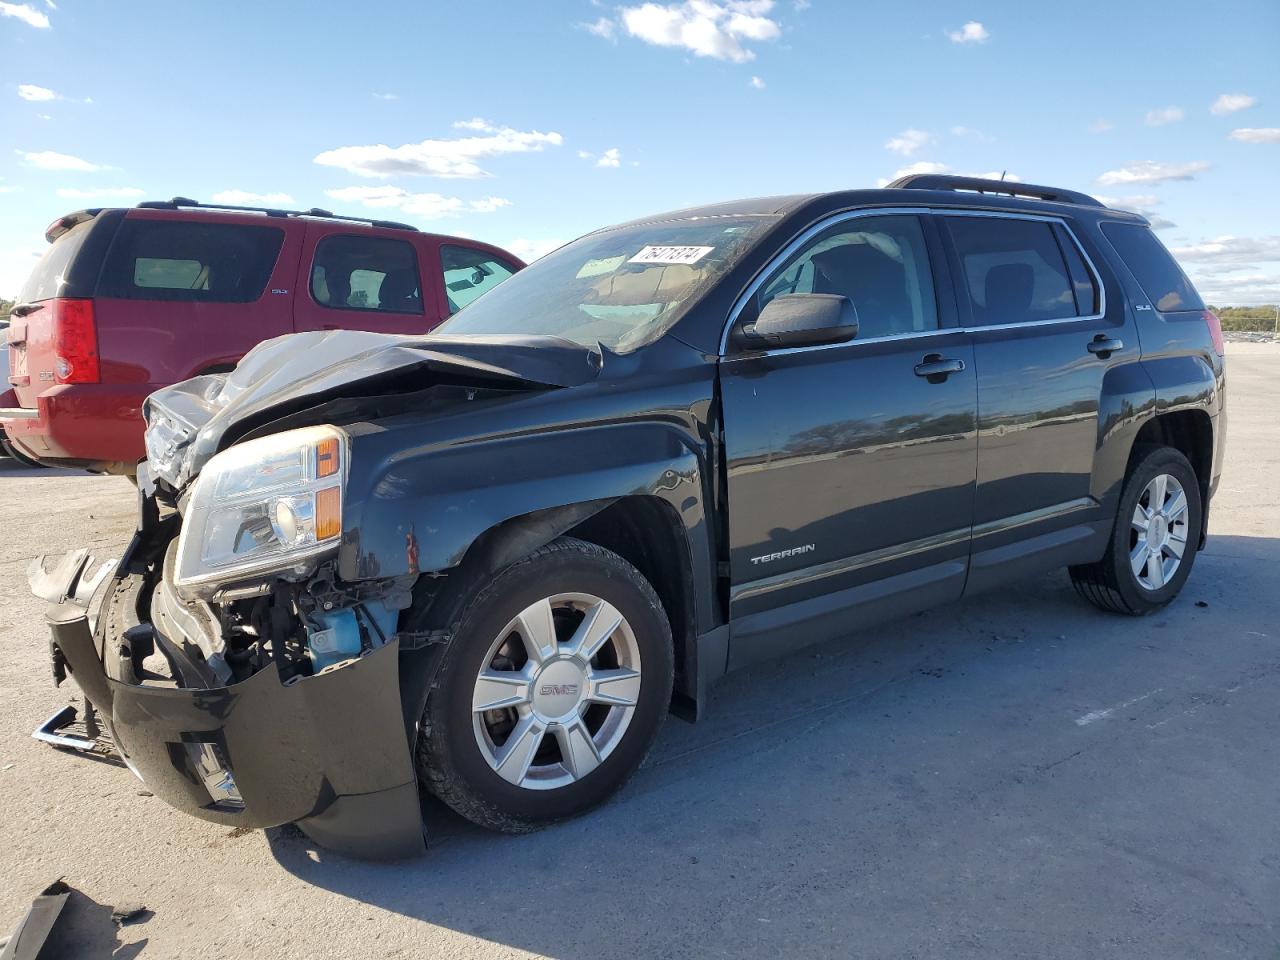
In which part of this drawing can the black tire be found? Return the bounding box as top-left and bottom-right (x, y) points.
(412, 537), (673, 832)
(1070, 446), (1202, 615)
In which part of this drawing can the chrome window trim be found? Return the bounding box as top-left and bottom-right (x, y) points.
(718, 206), (1107, 358)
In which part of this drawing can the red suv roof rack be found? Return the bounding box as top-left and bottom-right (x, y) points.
(134, 197), (419, 232)
(887, 174), (1105, 208)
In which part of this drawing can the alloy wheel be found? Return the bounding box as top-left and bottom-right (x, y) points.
(1129, 472), (1190, 591)
(471, 593), (642, 790)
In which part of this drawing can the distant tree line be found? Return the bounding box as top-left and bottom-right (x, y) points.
(1207, 304), (1279, 332)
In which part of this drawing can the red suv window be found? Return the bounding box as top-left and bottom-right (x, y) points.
(97, 219), (285, 303)
(310, 235), (424, 315)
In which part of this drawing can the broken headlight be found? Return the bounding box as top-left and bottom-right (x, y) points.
(173, 425), (347, 599)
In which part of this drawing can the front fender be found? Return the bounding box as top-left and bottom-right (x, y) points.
(337, 420), (708, 585)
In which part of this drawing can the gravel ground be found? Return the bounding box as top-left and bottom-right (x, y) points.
(1, 342), (1277, 960)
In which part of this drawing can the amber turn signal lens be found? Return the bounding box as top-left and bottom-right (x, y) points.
(316, 437), (340, 478)
(314, 486), (342, 540)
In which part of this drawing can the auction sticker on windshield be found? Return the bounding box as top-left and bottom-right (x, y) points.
(629, 245), (714, 265)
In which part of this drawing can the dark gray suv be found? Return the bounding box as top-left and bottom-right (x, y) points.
(32, 175), (1225, 858)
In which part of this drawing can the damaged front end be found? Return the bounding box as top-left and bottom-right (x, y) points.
(30, 442), (434, 860)
(29, 329), (600, 859)
(31, 493), (431, 860)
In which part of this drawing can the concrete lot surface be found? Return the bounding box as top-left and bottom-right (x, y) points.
(1, 342), (1276, 959)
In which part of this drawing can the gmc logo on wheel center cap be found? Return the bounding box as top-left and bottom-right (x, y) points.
(539, 683), (579, 697)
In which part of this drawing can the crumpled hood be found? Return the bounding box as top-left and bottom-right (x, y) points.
(143, 329), (601, 487)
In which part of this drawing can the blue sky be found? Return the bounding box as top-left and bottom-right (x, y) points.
(2, 0), (1278, 303)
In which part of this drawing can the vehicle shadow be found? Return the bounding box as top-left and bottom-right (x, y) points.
(0, 457), (95, 479)
(266, 535), (1279, 958)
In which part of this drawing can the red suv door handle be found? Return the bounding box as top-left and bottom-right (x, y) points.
(1087, 335), (1124, 358)
(914, 354), (965, 383)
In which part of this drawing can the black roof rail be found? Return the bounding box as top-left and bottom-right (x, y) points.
(133, 196), (419, 232)
(887, 174), (1105, 208)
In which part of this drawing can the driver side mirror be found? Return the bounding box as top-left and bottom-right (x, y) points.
(735, 293), (859, 350)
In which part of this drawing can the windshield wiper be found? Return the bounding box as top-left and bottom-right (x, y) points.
(10, 302), (45, 318)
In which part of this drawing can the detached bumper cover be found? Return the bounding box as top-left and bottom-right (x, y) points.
(31, 547), (427, 860)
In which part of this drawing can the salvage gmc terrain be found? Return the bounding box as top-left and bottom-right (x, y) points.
(31, 175), (1225, 859)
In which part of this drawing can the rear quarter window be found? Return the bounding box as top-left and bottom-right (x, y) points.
(18, 219), (95, 303)
(1100, 222), (1203, 313)
(97, 219), (285, 303)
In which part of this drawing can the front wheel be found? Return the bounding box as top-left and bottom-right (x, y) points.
(414, 537), (674, 832)
(1070, 446), (1203, 615)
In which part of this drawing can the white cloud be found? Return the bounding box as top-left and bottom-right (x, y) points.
(947, 21), (988, 44)
(211, 190), (296, 206)
(452, 117), (495, 132)
(950, 125), (991, 142)
(0, 185), (20, 193)
(614, 1), (783, 63)
(0, 2), (50, 28)
(877, 160), (949, 187)
(1171, 236), (1280, 265)
(1097, 193), (1161, 212)
(581, 16), (616, 39)
(1229, 127), (1280, 144)
(1089, 118), (1114, 134)
(55, 186), (144, 199)
(505, 238), (563, 262)
(19, 149), (101, 171)
(314, 122), (563, 179)
(371, 92), (398, 101)
(1097, 194), (1174, 230)
(597, 147), (623, 168)
(18, 83), (57, 101)
(1211, 93), (1256, 116)
(577, 150), (594, 160)
(1145, 106), (1184, 126)
(884, 128), (932, 156)
(1096, 160), (1209, 185)
(750, 75), (766, 89)
(793, 0), (810, 8)
(324, 185), (512, 220)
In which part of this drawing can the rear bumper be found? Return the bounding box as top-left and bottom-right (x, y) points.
(1, 382), (153, 465)
(32, 546), (427, 860)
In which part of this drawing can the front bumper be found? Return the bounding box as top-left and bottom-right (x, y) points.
(31, 545), (427, 860)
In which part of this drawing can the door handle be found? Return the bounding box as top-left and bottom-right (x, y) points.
(914, 354), (965, 383)
(1087, 335), (1124, 358)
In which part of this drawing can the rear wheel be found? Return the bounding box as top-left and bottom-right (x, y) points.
(413, 537), (673, 832)
(1070, 446), (1202, 615)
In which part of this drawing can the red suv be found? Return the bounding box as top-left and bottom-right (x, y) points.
(1, 198), (523, 474)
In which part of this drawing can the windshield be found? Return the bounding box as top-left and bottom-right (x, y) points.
(435, 215), (775, 352)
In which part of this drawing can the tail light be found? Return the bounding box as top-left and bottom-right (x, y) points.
(1202, 309), (1225, 357)
(51, 298), (100, 384)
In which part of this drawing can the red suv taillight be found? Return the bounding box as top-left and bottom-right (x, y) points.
(1202, 309), (1225, 357)
(51, 298), (100, 384)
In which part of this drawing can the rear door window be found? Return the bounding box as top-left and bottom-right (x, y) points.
(1101, 222), (1204, 312)
(97, 219), (284, 303)
(945, 216), (1081, 325)
(440, 245), (518, 314)
(311, 235), (424, 314)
